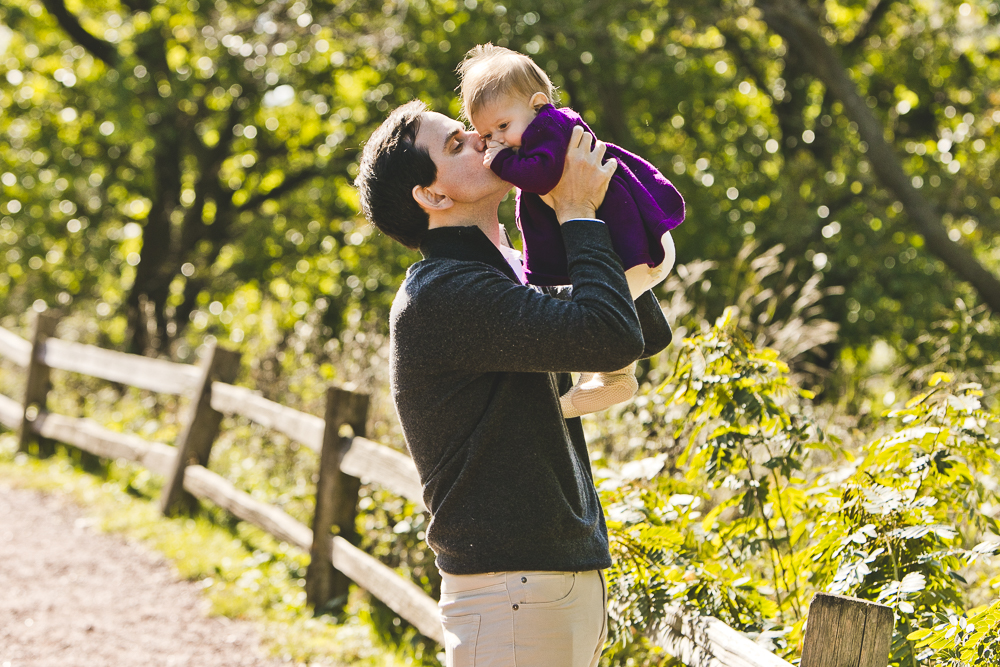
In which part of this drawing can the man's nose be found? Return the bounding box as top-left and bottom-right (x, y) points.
(469, 132), (486, 152)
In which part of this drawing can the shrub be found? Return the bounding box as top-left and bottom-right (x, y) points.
(601, 308), (1000, 666)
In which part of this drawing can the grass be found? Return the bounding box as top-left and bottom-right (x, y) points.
(0, 432), (442, 667)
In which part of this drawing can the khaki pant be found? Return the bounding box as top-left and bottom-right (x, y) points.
(438, 570), (608, 667)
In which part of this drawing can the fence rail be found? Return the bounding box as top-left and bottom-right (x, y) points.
(2, 312), (444, 645)
(0, 313), (893, 666)
(651, 608), (794, 667)
(207, 382), (425, 509)
(209, 382), (325, 450)
(41, 337), (202, 395)
(0, 392), (22, 430)
(0, 326), (31, 367)
(33, 410), (177, 478)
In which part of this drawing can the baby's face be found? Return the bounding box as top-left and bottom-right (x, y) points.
(471, 96), (537, 149)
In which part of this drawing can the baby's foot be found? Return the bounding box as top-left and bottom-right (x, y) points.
(560, 363), (639, 419)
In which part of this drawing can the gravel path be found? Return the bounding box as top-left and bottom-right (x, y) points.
(0, 482), (285, 667)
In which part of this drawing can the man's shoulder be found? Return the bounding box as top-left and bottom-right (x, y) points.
(403, 255), (504, 287)
(394, 257), (511, 316)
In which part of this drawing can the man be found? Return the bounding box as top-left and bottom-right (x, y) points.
(355, 100), (671, 666)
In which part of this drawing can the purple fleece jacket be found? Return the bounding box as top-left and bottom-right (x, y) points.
(490, 105), (686, 286)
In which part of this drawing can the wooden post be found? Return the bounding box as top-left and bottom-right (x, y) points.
(306, 385), (370, 613)
(800, 593), (894, 667)
(19, 311), (60, 456)
(160, 343), (241, 516)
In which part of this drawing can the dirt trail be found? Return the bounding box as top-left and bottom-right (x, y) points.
(0, 482), (285, 667)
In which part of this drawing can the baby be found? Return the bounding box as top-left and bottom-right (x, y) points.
(457, 44), (686, 419)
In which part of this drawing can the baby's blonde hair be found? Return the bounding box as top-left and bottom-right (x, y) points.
(457, 44), (557, 122)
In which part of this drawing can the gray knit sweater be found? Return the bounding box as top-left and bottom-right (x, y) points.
(389, 220), (670, 575)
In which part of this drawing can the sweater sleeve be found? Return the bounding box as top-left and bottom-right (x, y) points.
(488, 117), (569, 195)
(538, 285), (671, 360)
(398, 221), (644, 374)
(634, 290), (672, 359)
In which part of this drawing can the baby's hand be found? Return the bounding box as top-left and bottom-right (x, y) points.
(483, 140), (506, 167)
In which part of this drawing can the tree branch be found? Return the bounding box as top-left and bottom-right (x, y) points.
(757, 0), (1000, 315)
(40, 0), (118, 67)
(719, 27), (771, 96)
(180, 103), (244, 253)
(119, 0), (154, 13)
(846, 0), (897, 52)
(235, 164), (323, 213)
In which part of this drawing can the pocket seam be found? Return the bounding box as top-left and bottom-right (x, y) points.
(444, 613), (481, 625)
(442, 613), (481, 666)
(519, 572), (577, 607)
(439, 582), (508, 602)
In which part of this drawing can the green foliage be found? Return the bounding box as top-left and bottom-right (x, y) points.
(601, 310), (1000, 665)
(0, 0), (416, 354)
(3, 0), (1000, 385)
(911, 598), (1000, 667)
(355, 486), (441, 660)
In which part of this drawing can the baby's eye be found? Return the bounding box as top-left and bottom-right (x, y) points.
(498, 122), (508, 130)
(482, 133), (491, 140)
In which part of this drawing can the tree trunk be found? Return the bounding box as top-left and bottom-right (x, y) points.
(757, 0), (1000, 315)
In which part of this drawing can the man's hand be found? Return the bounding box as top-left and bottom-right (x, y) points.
(483, 140), (506, 167)
(541, 126), (617, 224)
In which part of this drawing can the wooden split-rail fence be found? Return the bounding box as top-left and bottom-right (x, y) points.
(0, 311), (894, 667)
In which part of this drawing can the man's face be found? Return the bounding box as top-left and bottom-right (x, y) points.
(413, 111), (509, 205)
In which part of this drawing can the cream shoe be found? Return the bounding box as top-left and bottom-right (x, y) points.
(560, 362), (639, 419)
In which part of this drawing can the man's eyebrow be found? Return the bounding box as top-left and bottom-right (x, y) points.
(443, 128), (460, 151)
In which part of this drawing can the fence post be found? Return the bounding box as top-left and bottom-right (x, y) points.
(160, 343), (241, 516)
(800, 593), (894, 667)
(19, 311), (61, 456)
(306, 385), (370, 613)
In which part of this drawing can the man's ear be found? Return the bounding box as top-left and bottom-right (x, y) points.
(412, 184), (453, 212)
(530, 92), (550, 111)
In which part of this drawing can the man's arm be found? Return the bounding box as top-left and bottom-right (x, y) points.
(401, 221), (643, 374)
(635, 290), (672, 358)
(398, 128), (643, 374)
(544, 286), (672, 359)
(547, 130), (670, 360)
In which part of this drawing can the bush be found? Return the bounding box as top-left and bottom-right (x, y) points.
(600, 308), (1000, 666)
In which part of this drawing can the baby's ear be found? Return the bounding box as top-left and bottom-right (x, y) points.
(530, 92), (550, 111)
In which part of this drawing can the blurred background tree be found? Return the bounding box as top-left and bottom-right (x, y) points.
(3, 0), (999, 399)
(0, 0), (416, 358)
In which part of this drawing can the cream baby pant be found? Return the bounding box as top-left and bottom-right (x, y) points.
(438, 570), (608, 667)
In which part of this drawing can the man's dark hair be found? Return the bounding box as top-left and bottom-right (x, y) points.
(355, 100), (437, 249)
